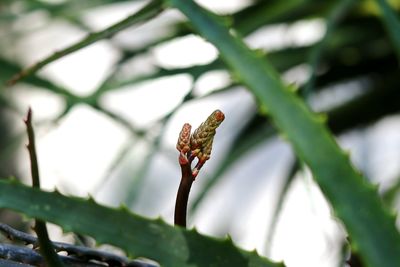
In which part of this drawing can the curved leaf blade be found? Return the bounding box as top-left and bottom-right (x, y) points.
(166, 1), (400, 267)
(0, 180), (283, 267)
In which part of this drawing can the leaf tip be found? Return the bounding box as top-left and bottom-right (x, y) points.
(87, 194), (97, 203)
(154, 216), (165, 224)
(53, 188), (63, 195)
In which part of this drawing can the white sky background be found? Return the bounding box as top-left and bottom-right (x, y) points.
(4, 1), (400, 267)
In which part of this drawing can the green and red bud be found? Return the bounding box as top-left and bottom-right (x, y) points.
(176, 110), (225, 178)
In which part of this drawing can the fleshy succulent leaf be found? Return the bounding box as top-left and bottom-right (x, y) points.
(166, 1), (400, 266)
(0, 180), (284, 267)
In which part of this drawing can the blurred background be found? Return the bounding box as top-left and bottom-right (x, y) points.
(1, 0), (400, 266)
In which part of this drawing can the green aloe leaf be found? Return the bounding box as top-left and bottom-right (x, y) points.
(0, 180), (284, 267)
(166, 1), (400, 267)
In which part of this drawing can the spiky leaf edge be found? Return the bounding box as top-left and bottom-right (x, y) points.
(165, 1), (400, 267)
(0, 180), (283, 267)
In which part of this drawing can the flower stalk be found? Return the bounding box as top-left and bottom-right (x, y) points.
(174, 110), (225, 227)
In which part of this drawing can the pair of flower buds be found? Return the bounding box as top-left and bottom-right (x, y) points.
(176, 110), (225, 178)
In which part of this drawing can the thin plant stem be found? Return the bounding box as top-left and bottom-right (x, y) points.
(24, 108), (65, 267)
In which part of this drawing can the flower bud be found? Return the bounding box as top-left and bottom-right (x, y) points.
(190, 110), (224, 151)
(199, 138), (213, 162)
(176, 123), (191, 153)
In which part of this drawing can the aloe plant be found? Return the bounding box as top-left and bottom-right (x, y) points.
(1, 0), (400, 267)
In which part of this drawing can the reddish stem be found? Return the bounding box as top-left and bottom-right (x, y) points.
(174, 157), (194, 227)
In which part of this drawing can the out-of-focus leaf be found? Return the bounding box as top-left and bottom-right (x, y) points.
(95, 60), (223, 95)
(327, 71), (400, 133)
(233, 0), (338, 35)
(7, 0), (164, 85)
(304, 0), (357, 98)
(374, 0), (400, 61)
(0, 58), (73, 97)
